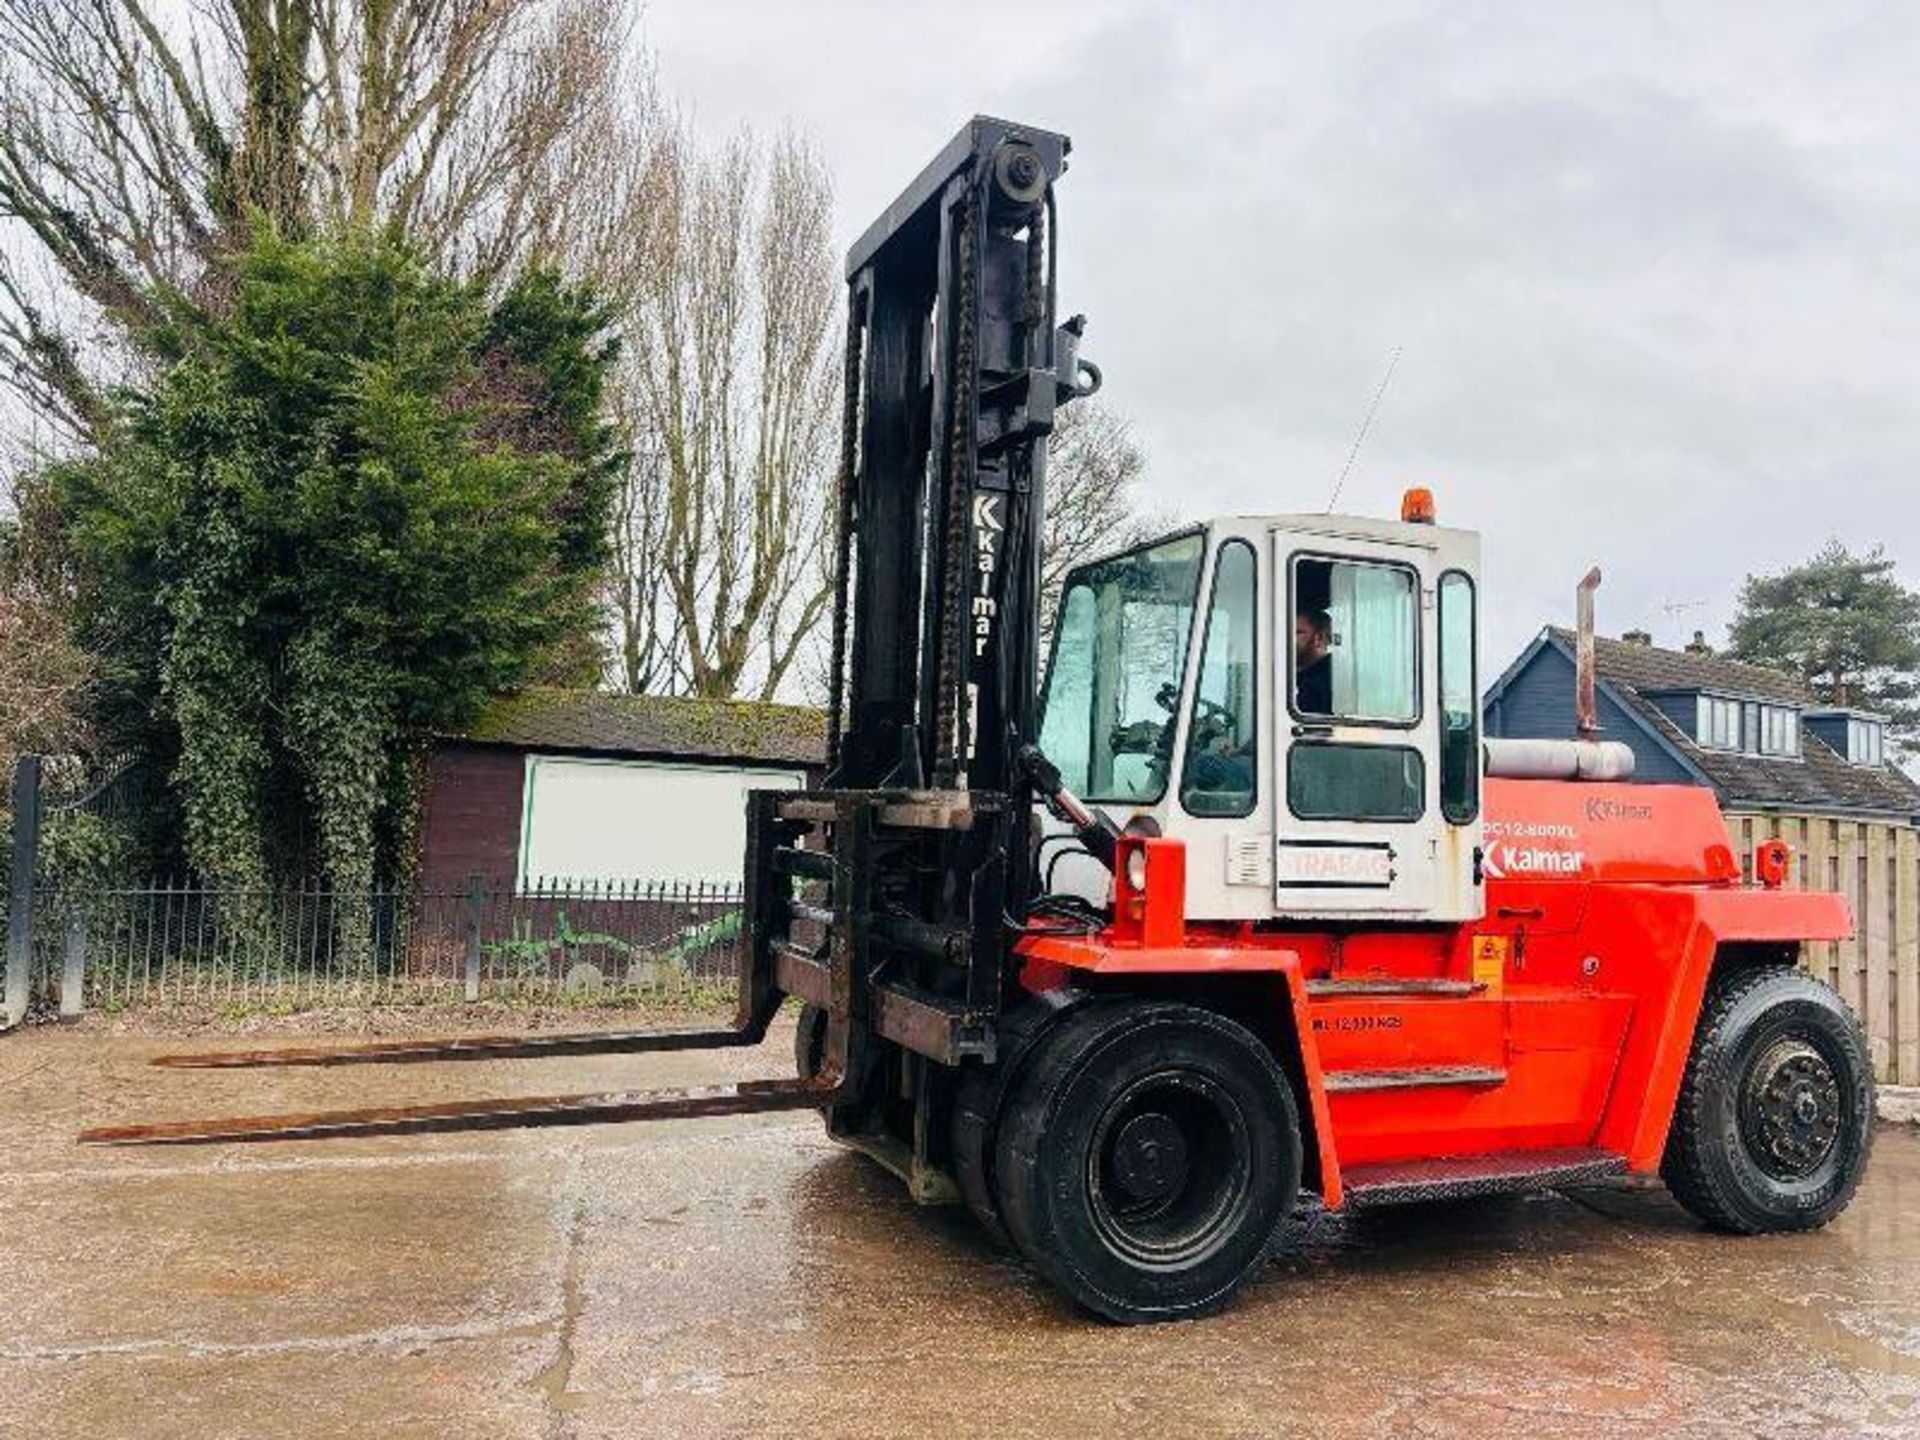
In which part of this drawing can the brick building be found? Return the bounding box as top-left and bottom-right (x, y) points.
(417, 689), (827, 893)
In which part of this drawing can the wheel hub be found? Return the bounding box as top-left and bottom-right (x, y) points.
(1741, 1038), (1843, 1181)
(1110, 1112), (1189, 1203)
(1087, 1070), (1253, 1266)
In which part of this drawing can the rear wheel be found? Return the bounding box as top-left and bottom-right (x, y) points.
(993, 1000), (1300, 1323)
(1663, 966), (1874, 1233)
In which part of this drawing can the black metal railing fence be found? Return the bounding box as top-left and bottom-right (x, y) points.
(17, 877), (744, 1017)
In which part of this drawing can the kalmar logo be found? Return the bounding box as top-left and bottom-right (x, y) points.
(1482, 842), (1585, 880)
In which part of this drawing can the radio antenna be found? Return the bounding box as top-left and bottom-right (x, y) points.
(1325, 345), (1402, 513)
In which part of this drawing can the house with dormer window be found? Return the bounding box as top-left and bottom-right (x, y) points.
(1484, 627), (1920, 823)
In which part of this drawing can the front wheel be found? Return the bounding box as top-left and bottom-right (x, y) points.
(993, 1000), (1301, 1324)
(1663, 966), (1874, 1233)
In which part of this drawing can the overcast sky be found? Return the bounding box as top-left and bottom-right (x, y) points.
(640, 0), (1920, 672)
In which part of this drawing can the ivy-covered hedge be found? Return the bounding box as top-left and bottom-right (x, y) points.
(51, 232), (621, 898)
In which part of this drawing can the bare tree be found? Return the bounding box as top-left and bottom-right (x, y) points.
(543, 66), (696, 697)
(604, 424), (687, 694)
(0, 510), (88, 781)
(604, 122), (839, 702)
(0, 0), (627, 449)
(1040, 400), (1168, 638)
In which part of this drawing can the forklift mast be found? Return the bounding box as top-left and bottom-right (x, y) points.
(828, 114), (1089, 815)
(82, 118), (1095, 1155)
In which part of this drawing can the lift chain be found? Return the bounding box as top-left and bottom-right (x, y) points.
(825, 289), (867, 770)
(932, 181), (981, 788)
(1001, 190), (1047, 802)
(1024, 191), (1047, 333)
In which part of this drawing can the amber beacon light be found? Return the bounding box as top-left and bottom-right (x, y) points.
(1401, 487), (1436, 524)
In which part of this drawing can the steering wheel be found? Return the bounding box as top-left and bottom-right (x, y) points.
(1190, 696), (1238, 750)
(1109, 719), (1163, 756)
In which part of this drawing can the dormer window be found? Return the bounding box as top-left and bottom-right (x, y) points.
(1695, 695), (1799, 756)
(1758, 704), (1800, 757)
(1804, 708), (1890, 767)
(1698, 695), (1740, 749)
(1848, 717), (1885, 768)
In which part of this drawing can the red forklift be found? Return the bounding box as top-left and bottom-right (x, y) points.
(87, 117), (1874, 1325)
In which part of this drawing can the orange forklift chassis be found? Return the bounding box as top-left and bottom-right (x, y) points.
(87, 777), (1851, 1204)
(1015, 777), (1851, 1210)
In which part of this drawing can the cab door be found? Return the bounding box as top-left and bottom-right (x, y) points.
(1274, 530), (1450, 918)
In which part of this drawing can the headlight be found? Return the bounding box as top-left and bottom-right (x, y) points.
(1125, 847), (1149, 892)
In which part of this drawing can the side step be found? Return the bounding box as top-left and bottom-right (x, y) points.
(1306, 977), (1484, 997)
(1342, 1147), (1627, 1208)
(1323, 1065), (1506, 1093)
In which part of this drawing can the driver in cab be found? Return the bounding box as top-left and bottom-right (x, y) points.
(1295, 607), (1333, 714)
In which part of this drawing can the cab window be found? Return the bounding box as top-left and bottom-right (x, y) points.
(1288, 744), (1424, 822)
(1291, 556), (1418, 724)
(1438, 570), (1478, 824)
(1181, 540), (1257, 817)
(1036, 533), (1206, 802)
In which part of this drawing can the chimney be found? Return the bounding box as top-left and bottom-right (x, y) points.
(1621, 629), (1652, 646)
(1685, 629), (1713, 656)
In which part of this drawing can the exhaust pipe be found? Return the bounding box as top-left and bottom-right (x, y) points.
(1575, 566), (1602, 741)
(1481, 564), (1636, 781)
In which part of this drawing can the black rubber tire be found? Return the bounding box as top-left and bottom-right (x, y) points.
(993, 1000), (1301, 1324)
(952, 989), (1091, 1248)
(1662, 965), (1874, 1234)
(794, 1003), (828, 1080)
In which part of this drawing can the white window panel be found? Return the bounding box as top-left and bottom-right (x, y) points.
(1697, 695), (1740, 750)
(1324, 560), (1418, 722)
(519, 756), (804, 889)
(1759, 705), (1799, 757)
(1850, 719), (1884, 767)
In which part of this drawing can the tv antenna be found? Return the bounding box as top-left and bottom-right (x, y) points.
(1325, 346), (1402, 513)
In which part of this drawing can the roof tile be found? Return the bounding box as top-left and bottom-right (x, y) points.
(1546, 627), (1811, 705)
(1540, 630), (1920, 818)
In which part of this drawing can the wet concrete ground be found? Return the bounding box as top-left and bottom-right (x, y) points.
(3, 1024), (1918, 1438)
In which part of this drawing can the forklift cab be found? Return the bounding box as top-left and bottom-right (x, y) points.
(1036, 503), (1484, 923)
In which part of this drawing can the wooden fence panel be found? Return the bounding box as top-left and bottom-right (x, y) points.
(1729, 810), (1916, 1084)
(1899, 828), (1919, 1084)
(1807, 817), (1835, 990)
(1780, 817), (1817, 986)
(1838, 823), (1864, 1020)
(1864, 824), (1892, 1078)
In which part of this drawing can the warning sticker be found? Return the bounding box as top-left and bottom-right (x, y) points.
(1471, 935), (1509, 997)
